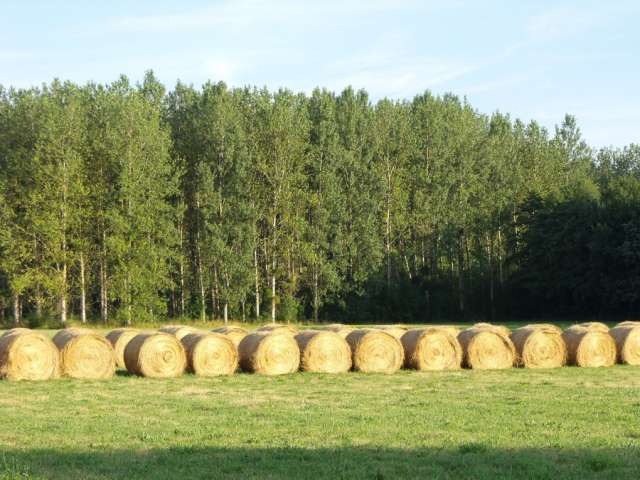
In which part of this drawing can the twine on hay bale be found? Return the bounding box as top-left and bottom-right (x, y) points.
(211, 326), (249, 348)
(345, 329), (403, 374)
(159, 325), (201, 340)
(52, 328), (115, 379)
(238, 331), (300, 375)
(0, 328), (61, 381)
(510, 324), (567, 368)
(181, 332), (238, 376)
(255, 324), (299, 336)
(562, 324), (616, 367)
(294, 330), (352, 373)
(610, 322), (640, 365)
(124, 332), (187, 378)
(324, 324), (355, 338)
(458, 324), (515, 370)
(106, 328), (141, 369)
(401, 327), (462, 371)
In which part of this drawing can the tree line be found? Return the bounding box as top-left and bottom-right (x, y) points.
(1, 71), (639, 326)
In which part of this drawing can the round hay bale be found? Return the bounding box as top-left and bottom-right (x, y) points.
(610, 323), (640, 365)
(159, 325), (201, 340)
(295, 330), (352, 373)
(324, 324), (355, 339)
(616, 320), (640, 328)
(124, 332), (187, 378)
(458, 326), (515, 369)
(345, 329), (403, 374)
(1, 327), (34, 338)
(211, 326), (248, 348)
(181, 332), (238, 376)
(473, 322), (512, 337)
(575, 322), (609, 333)
(429, 325), (461, 337)
(52, 328), (115, 379)
(0, 329), (61, 381)
(401, 327), (462, 371)
(105, 328), (141, 369)
(562, 325), (616, 367)
(256, 324), (298, 336)
(510, 324), (567, 368)
(238, 332), (300, 375)
(378, 325), (408, 340)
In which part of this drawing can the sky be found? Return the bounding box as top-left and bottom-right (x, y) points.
(1, 0), (638, 148)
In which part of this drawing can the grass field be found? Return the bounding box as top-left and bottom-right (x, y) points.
(2, 363), (640, 479)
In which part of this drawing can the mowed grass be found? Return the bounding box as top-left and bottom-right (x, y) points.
(1, 365), (640, 479)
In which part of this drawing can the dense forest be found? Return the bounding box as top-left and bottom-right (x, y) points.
(1, 71), (639, 326)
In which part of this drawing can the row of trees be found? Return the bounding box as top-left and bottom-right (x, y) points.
(1, 72), (638, 325)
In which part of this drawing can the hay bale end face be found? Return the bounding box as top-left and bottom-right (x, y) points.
(345, 329), (403, 374)
(52, 329), (115, 380)
(181, 332), (238, 376)
(562, 325), (616, 367)
(106, 328), (141, 369)
(158, 325), (201, 340)
(610, 323), (640, 365)
(458, 325), (515, 370)
(0, 329), (61, 381)
(124, 332), (187, 378)
(510, 325), (567, 368)
(295, 330), (352, 373)
(238, 332), (300, 375)
(211, 326), (249, 348)
(401, 327), (462, 371)
(255, 324), (299, 336)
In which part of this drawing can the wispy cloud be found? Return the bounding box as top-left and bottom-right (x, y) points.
(113, 0), (437, 33)
(527, 5), (599, 41)
(323, 40), (524, 100)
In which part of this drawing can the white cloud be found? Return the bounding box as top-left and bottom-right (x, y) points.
(527, 6), (599, 41)
(113, 0), (443, 33)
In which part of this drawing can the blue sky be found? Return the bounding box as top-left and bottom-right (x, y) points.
(1, 0), (638, 147)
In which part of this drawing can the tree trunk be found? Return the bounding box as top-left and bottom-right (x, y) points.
(0, 296), (4, 323)
(179, 223), (186, 316)
(271, 215), (277, 322)
(197, 250), (206, 321)
(271, 274), (276, 323)
(100, 232), (108, 323)
(60, 261), (67, 324)
(497, 227), (504, 285)
(385, 203), (391, 289)
(254, 248), (260, 320)
(213, 266), (220, 318)
(13, 293), (20, 325)
(80, 252), (87, 323)
(487, 232), (495, 320)
(35, 284), (42, 319)
(241, 299), (246, 322)
(210, 287), (216, 321)
(125, 273), (131, 326)
(223, 302), (228, 325)
(313, 270), (319, 322)
(458, 234), (465, 315)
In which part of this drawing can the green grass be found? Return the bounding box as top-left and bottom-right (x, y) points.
(1, 366), (640, 479)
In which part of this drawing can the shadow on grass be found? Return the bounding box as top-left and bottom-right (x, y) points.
(1, 446), (639, 480)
